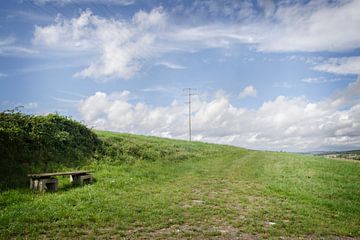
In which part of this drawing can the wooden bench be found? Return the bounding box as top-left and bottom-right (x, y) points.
(27, 171), (93, 192)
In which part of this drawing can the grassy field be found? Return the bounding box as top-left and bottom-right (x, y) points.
(1, 131), (360, 239)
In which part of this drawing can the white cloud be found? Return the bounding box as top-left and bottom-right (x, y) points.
(32, 1), (360, 80)
(0, 36), (15, 46)
(177, 0), (255, 21)
(33, 0), (134, 6)
(239, 85), (257, 99)
(78, 79), (360, 151)
(0, 73), (7, 79)
(140, 86), (173, 93)
(175, 0), (360, 52)
(78, 91), (187, 136)
(11, 10), (53, 22)
(334, 78), (360, 106)
(33, 10), (99, 50)
(313, 56), (360, 75)
(156, 61), (186, 70)
(254, 0), (360, 52)
(52, 97), (81, 104)
(34, 8), (167, 80)
(301, 77), (340, 84)
(24, 102), (39, 109)
(301, 77), (321, 84)
(0, 36), (38, 56)
(167, 24), (255, 49)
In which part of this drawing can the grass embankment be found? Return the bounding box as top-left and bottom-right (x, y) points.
(1, 130), (360, 239)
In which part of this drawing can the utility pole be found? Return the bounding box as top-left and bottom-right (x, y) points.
(183, 88), (197, 142)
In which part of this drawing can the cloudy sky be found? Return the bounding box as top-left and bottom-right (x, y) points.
(1, 0), (360, 152)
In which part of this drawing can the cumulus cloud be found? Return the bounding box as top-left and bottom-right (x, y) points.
(333, 78), (360, 107)
(32, 1), (360, 79)
(78, 91), (187, 137)
(32, 8), (254, 80)
(33, 8), (167, 80)
(254, 0), (360, 52)
(312, 56), (360, 75)
(78, 79), (360, 151)
(176, 0), (360, 52)
(239, 85), (257, 99)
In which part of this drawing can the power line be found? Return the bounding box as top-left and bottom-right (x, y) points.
(183, 88), (197, 142)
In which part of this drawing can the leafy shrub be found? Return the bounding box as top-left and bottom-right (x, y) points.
(0, 110), (101, 189)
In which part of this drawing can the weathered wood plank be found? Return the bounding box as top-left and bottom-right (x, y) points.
(28, 171), (94, 192)
(27, 170), (93, 178)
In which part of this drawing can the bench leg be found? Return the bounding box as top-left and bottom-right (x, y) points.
(30, 178), (58, 192)
(38, 179), (46, 192)
(70, 175), (81, 185)
(30, 179), (43, 192)
(30, 178), (33, 189)
(30, 178), (39, 191)
(70, 174), (92, 185)
(80, 174), (92, 185)
(45, 178), (58, 192)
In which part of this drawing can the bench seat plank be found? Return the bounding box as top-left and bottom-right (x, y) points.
(28, 170), (93, 178)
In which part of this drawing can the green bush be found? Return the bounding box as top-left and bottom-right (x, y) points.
(0, 110), (101, 189)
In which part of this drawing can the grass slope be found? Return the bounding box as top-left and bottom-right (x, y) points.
(1, 131), (360, 239)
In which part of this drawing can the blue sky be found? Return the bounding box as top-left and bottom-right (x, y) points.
(1, 0), (360, 151)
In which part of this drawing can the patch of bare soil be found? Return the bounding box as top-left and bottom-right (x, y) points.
(131, 223), (262, 240)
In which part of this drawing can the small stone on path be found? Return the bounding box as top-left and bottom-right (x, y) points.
(265, 221), (276, 226)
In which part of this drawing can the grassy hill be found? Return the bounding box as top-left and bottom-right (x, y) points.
(1, 114), (360, 239)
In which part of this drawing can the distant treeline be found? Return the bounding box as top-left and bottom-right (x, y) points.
(317, 150), (360, 161)
(0, 110), (101, 189)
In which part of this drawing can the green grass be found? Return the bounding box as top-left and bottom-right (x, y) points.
(1, 131), (360, 239)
